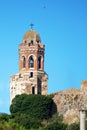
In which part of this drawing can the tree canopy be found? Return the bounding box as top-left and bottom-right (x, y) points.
(10, 94), (53, 119)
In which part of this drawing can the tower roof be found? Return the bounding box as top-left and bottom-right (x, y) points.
(23, 29), (41, 43)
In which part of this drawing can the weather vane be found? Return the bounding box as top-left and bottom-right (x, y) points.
(30, 23), (34, 30)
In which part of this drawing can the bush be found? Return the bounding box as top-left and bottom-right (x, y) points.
(0, 119), (25, 130)
(44, 122), (67, 130)
(10, 94), (53, 119)
(66, 123), (79, 130)
(0, 113), (10, 122)
(49, 113), (63, 123)
(13, 113), (43, 129)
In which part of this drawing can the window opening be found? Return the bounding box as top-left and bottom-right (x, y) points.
(32, 87), (35, 94)
(31, 40), (33, 44)
(29, 56), (34, 68)
(30, 72), (33, 78)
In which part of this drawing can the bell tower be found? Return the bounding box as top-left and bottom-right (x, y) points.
(10, 28), (48, 103)
(19, 29), (44, 73)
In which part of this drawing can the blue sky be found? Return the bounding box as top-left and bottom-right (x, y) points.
(0, 0), (87, 113)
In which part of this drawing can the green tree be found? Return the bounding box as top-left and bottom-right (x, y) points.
(10, 94), (54, 120)
(10, 94), (27, 113)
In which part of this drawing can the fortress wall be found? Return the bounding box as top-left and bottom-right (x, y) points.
(52, 86), (87, 124)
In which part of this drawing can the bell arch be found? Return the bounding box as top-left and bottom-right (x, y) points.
(28, 55), (35, 68)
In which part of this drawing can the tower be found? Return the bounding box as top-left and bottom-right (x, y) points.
(10, 28), (48, 103)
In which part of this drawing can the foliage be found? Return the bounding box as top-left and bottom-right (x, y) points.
(44, 122), (67, 130)
(49, 113), (63, 123)
(10, 94), (27, 113)
(43, 113), (67, 130)
(66, 123), (79, 130)
(1, 94), (81, 130)
(0, 112), (81, 130)
(0, 113), (10, 122)
(0, 119), (25, 130)
(10, 113), (43, 129)
(10, 94), (53, 119)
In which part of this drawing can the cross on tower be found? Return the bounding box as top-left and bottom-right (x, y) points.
(30, 23), (34, 30)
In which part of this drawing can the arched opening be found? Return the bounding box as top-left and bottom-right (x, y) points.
(37, 78), (41, 94)
(38, 56), (41, 69)
(29, 56), (34, 68)
(22, 56), (26, 68)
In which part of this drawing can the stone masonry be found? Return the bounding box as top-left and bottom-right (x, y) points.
(53, 80), (87, 124)
(10, 29), (48, 103)
(10, 28), (87, 125)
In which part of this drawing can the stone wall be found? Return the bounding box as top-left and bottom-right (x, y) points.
(52, 80), (87, 124)
(10, 29), (48, 104)
(10, 71), (48, 104)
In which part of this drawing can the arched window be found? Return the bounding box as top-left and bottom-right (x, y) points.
(22, 56), (26, 68)
(38, 56), (41, 69)
(29, 56), (34, 68)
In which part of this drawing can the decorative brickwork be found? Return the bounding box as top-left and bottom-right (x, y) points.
(10, 29), (48, 103)
(10, 28), (87, 125)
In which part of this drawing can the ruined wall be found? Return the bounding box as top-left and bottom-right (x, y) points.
(52, 80), (87, 124)
(10, 72), (48, 103)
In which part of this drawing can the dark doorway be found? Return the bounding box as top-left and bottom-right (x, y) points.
(32, 86), (35, 94)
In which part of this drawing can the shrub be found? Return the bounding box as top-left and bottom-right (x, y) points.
(10, 94), (53, 119)
(49, 113), (63, 123)
(0, 119), (25, 130)
(44, 122), (67, 130)
(0, 113), (10, 122)
(10, 113), (43, 129)
(66, 123), (79, 130)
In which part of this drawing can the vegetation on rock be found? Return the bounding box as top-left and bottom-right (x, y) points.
(0, 94), (81, 130)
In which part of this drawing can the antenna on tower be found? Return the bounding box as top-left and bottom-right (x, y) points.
(30, 23), (34, 30)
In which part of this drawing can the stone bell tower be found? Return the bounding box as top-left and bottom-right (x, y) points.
(10, 28), (48, 103)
